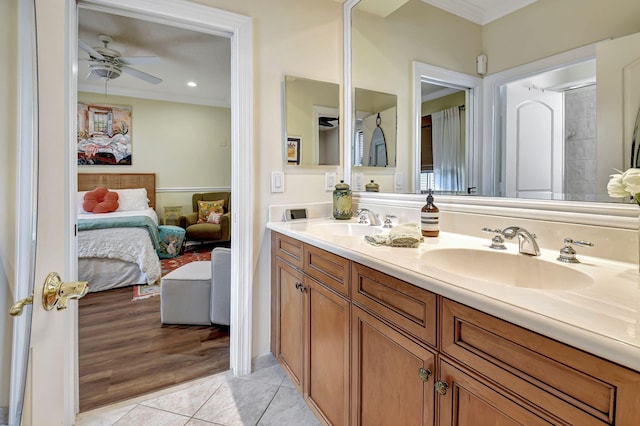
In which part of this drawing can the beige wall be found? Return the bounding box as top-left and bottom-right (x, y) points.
(194, 0), (344, 358)
(483, 0), (640, 73)
(352, 0), (483, 192)
(77, 92), (231, 219)
(0, 0), (18, 413)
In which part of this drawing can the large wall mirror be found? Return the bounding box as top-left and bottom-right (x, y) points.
(283, 75), (340, 167)
(347, 0), (640, 205)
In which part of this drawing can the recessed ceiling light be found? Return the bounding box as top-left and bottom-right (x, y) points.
(187, 81), (198, 87)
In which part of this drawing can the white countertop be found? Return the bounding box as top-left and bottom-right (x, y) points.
(267, 217), (640, 372)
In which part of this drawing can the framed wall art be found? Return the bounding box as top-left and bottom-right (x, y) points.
(287, 136), (301, 165)
(77, 102), (132, 165)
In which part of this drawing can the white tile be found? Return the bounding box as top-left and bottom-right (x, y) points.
(141, 374), (228, 417)
(237, 363), (286, 387)
(258, 387), (320, 426)
(184, 419), (219, 426)
(193, 378), (278, 426)
(75, 404), (137, 426)
(280, 374), (295, 389)
(113, 405), (190, 426)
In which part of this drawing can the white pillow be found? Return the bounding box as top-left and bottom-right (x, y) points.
(112, 188), (150, 211)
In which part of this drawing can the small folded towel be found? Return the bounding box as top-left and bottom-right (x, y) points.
(365, 222), (424, 248)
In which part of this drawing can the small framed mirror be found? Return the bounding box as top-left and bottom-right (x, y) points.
(283, 75), (340, 166)
(353, 88), (397, 167)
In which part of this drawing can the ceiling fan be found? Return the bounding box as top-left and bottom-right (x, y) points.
(319, 116), (339, 128)
(78, 34), (163, 85)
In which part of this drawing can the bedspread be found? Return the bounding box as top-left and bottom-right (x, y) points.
(78, 214), (160, 248)
(78, 227), (161, 284)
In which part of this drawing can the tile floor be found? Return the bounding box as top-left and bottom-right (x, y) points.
(75, 355), (319, 426)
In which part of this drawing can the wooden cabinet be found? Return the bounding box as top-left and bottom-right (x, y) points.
(271, 232), (640, 425)
(437, 358), (556, 425)
(439, 298), (640, 425)
(351, 305), (435, 426)
(305, 276), (350, 425)
(351, 262), (437, 346)
(271, 256), (305, 391)
(271, 233), (350, 425)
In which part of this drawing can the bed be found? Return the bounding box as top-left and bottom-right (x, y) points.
(77, 173), (161, 292)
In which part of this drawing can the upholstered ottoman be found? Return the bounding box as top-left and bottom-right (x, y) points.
(160, 261), (211, 325)
(157, 225), (186, 259)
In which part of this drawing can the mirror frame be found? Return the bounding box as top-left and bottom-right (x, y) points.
(343, 0), (637, 229)
(412, 61), (483, 194)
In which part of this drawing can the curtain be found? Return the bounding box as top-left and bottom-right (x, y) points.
(432, 106), (464, 191)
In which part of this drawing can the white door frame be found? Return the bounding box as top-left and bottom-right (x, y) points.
(66, 0), (253, 417)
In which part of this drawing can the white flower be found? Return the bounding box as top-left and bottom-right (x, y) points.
(607, 172), (631, 198)
(622, 168), (640, 195)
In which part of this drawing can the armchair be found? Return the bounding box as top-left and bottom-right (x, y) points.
(179, 192), (231, 246)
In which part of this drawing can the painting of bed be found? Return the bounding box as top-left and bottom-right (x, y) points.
(77, 102), (132, 165)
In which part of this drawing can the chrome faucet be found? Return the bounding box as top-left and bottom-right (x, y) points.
(355, 208), (382, 226)
(501, 226), (540, 256)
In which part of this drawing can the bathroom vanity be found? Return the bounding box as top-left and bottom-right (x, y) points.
(268, 221), (640, 425)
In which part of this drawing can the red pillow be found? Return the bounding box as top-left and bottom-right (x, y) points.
(83, 187), (119, 213)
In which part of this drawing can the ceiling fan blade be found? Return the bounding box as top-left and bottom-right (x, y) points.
(121, 65), (163, 85)
(78, 40), (104, 60)
(119, 56), (161, 66)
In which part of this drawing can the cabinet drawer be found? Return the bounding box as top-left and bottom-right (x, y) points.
(272, 232), (303, 270)
(303, 244), (350, 297)
(351, 262), (437, 346)
(441, 298), (640, 425)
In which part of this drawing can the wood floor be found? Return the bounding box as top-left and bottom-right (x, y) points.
(78, 286), (230, 412)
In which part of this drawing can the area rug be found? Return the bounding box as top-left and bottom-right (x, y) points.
(132, 247), (213, 301)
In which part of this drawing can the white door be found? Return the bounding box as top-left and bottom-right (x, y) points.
(21, 1), (253, 425)
(505, 85), (564, 199)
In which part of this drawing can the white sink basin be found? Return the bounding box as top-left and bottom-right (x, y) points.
(427, 248), (593, 290)
(307, 222), (384, 237)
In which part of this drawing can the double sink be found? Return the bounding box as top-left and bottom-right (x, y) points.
(304, 220), (593, 291)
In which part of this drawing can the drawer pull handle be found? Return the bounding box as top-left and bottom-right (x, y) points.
(295, 282), (306, 293)
(434, 380), (449, 395)
(418, 368), (432, 382)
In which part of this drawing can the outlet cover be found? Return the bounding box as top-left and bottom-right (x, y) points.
(353, 173), (364, 191)
(325, 172), (337, 191)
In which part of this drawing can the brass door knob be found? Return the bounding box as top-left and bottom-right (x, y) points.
(9, 294), (34, 317)
(42, 272), (89, 311)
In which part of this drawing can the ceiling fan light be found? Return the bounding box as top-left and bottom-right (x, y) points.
(89, 63), (122, 80)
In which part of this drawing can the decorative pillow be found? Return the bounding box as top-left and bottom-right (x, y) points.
(207, 212), (223, 224)
(198, 200), (225, 223)
(83, 187), (119, 213)
(113, 188), (149, 211)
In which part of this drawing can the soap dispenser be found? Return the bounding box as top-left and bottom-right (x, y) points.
(421, 189), (439, 237)
(333, 180), (353, 220)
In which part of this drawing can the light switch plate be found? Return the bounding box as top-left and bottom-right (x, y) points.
(271, 171), (284, 193)
(394, 172), (403, 192)
(325, 172), (337, 191)
(353, 173), (364, 191)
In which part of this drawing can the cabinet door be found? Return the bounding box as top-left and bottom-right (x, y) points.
(437, 358), (557, 425)
(305, 276), (350, 426)
(351, 305), (435, 426)
(272, 257), (305, 391)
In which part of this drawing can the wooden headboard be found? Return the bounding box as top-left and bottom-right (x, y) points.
(78, 173), (156, 210)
